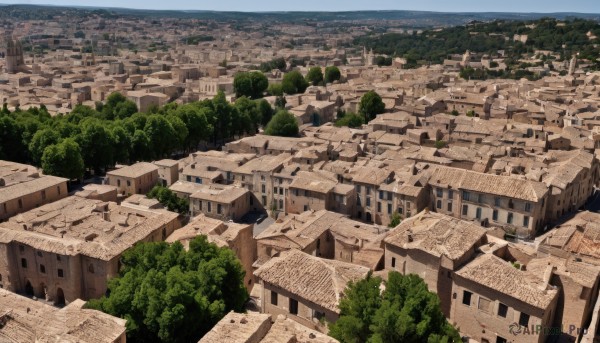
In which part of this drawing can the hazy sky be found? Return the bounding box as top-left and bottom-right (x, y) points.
(2, 0), (600, 13)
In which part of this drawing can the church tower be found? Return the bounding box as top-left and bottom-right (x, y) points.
(4, 36), (24, 74)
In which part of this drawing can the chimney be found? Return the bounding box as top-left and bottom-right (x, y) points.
(539, 262), (555, 290)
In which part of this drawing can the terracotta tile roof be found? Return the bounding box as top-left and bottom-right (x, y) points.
(384, 211), (486, 261)
(254, 249), (369, 313)
(0, 289), (126, 343)
(456, 254), (558, 310)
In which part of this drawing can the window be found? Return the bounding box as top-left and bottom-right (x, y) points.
(508, 199), (514, 209)
(271, 291), (278, 305)
(40, 264), (46, 274)
(523, 216), (530, 227)
(279, 199), (283, 209)
(41, 190), (46, 200)
(57, 186), (61, 195)
(462, 204), (468, 216)
(366, 197), (371, 207)
(492, 210), (498, 221)
(279, 188), (283, 195)
(304, 190), (309, 197)
(436, 200), (442, 209)
(387, 192), (392, 201)
(126, 180), (131, 187)
(462, 291), (472, 306)
(463, 191), (471, 201)
(289, 298), (298, 315)
(217, 204), (222, 214)
(195, 177), (202, 184)
(88, 264), (95, 274)
(398, 207), (403, 214)
(313, 310), (325, 320)
(497, 303), (508, 318)
(58, 269), (64, 278)
(387, 203), (392, 214)
(525, 202), (531, 212)
(117, 179), (121, 187)
(379, 191), (384, 199)
(21, 258), (27, 268)
(207, 202), (212, 213)
(262, 196), (267, 206)
(273, 187), (278, 194)
(519, 312), (530, 327)
(477, 194), (483, 203)
(496, 337), (507, 343)
(18, 199), (22, 209)
(494, 197), (500, 206)
(261, 184), (266, 193)
(37, 251), (42, 257)
(436, 188), (443, 197)
(356, 185), (361, 193)
(476, 207), (482, 219)
(448, 190), (454, 199)
(391, 257), (396, 268)
(447, 202), (453, 212)
(56, 255), (61, 261)
(303, 205), (309, 211)
(507, 212), (513, 224)
(366, 186), (371, 194)
(377, 202), (382, 212)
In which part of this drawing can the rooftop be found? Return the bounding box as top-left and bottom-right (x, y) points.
(254, 249), (369, 313)
(0, 288), (126, 343)
(0, 196), (178, 260)
(106, 162), (158, 178)
(456, 253), (558, 310)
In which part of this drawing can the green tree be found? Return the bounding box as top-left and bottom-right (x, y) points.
(235, 96), (261, 133)
(233, 71), (269, 99)
(28, 128), (60, 165)
(324, 66), (341, 84)
(78, 120), (115, 172)
(86, 236), (248, 343)
(335, 112), (364, 128)
(111, 126), (132, 164)
(281, 71), (309, 95)
(264, 110), (298, 137)
(147, 185), (189, 214)
(435, 140), (446, 149)
(256, 99), (274, 127)
(41, 139), (84, 180)
(131, 129), (152, 161)
(329, 271), (460, 343)
(144, 115), (177, 158)
(358, 91), (385, 122)
(305, 67), (324, 86)
(267, 83), (283, 96)
(0, 116), (26, 162)
(388, 212), (402, 228)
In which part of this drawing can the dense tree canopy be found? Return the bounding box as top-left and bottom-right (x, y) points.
(264, 110), (299, 137)
(233, 71), (269, 99)
(86, 236), (249, 343)
(305, 66), (324, 86)
(0, 91), (273, 177)
(335, 112), (364, 128)
(41, 138), (85, 180)
(358, 91), (386, 122)
(329, 271), (460, 343)
(324, 66), (341, 84)
(281, 70), (309, 95)
(147, 185), (189, 214)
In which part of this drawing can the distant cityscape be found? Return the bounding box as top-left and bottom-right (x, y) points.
(1, 4), (600, 343)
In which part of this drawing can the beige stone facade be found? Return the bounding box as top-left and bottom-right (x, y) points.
(106, 162), (159, 196)
(0, 196), (180, 304)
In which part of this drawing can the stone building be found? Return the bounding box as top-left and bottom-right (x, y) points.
(0, 196), (180, 304)
(0, 160), (68, 222)
(198, 311), (338, 343)
(254, 249), (369, 331)
(452, 253), (559, 343)
(166, 214), (256, 289)
(255, 210), (386, 270)
(4, 37), (25, 74)
(189, 184), (252, 221)
(106, 162), (159, 196)
(0, 288), (127, 343)
(383, 210), (487, 315)
(154, 159), (179, 186)
(429, 166), (549, 238)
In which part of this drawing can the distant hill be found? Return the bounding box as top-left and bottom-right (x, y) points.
(0, 4), (599, 26)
